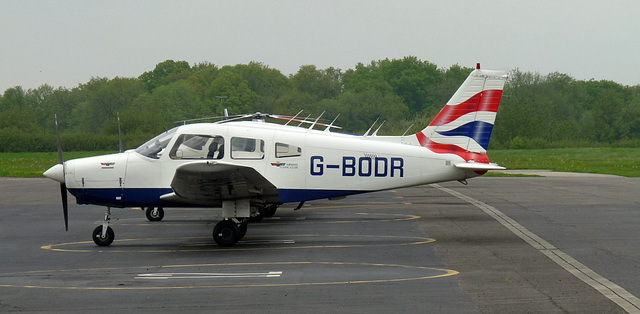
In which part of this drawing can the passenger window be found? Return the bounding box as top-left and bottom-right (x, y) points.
(275, 142), (302, 158)
(231, 137), (264, 159)
(169, 134), (225, 159)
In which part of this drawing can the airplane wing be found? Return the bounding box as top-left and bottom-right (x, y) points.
(160, 160), (279, 206)
(454, 162), (505, 171)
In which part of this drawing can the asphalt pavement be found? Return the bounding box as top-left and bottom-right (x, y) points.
(0, 176), (638, 313)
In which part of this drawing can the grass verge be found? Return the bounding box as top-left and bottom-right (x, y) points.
(488, 148), (639, 177)
(0, 152), (113, 178)
(0, 148), (638, 178)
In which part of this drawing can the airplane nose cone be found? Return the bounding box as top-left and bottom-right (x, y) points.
(44, 164), (65, 183)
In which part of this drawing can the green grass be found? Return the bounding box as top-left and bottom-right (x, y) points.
(1, 148), (638, 178)
(0, 151), (113, 178)
(488, 148), (640, 177)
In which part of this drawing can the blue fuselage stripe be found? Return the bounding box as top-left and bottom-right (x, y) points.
(69, 188), (174, 207)
(277, 189), (363, 203)
(68, 188), (364, 207)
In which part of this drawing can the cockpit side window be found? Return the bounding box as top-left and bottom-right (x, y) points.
(169, 134), (225, 159)
(135, 127), (178, 159)
(231, 137), (264, 160)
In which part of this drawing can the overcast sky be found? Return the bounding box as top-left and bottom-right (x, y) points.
(1, 0), (639, 92)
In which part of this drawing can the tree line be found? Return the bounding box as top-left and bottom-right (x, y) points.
(0, 57), (638, 152)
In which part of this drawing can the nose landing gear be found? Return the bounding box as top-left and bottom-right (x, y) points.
(93, 207), (114, 246)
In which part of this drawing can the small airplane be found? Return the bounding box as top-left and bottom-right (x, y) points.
(44, 64), (508, 247)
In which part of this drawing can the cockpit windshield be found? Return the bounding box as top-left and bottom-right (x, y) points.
(135, 127), (178, 159)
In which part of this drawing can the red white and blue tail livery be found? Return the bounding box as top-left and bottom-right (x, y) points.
(417, 65), (508, 170)
(44, 64), (509, 247)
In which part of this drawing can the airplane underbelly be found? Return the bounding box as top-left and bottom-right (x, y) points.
(69, 187), (173, 207)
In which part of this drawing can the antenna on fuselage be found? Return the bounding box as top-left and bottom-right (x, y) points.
(401, 124), (414, 136)
(297, 114), (311, 127)
(371, 120), (386, 136)
(324, 114), (340, 132)
(308, 111), (325, 130)
(117, 112), (123, 153)
(363, 117), (380, 137)
(284, 109), (304, 126)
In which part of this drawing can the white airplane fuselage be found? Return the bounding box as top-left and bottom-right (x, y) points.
(57, 121), (480, 208)
(43, 67), (508, 247)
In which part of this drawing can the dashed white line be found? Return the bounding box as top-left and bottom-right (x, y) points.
(136, 271), (283, 280)
(432, 183), (640, 314)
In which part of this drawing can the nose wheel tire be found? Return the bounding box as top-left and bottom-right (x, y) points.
(213, 220), (240, 247)
(145, 207), (164, 221)
(92, 225), (115, 246)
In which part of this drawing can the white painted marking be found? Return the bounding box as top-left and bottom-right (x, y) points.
(432, 184), (640, 314)
(136, 271), (282, 280)
(239, 240), (296, 245)
(178, 240), (295, 247)
(178, 242), (219, 247)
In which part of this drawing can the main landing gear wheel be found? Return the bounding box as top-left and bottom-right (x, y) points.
(264, 204), (278, 217)
(213, 220), (240, 247)
(92, 225), (114, 246)
(249, 204), (278, 223)
(249, 210), (264, 223)
(145, 207), (164, 221)
(238, 220), (248, 240)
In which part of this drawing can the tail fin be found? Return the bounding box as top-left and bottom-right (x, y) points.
(416, 65), (508, 160)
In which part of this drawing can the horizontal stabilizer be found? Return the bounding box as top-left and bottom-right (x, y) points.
(454, 162), (505, 171)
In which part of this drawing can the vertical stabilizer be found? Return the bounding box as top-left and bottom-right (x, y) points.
(416, 67), (508, 158)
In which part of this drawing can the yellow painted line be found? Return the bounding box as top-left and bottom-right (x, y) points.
(110, 211), (421, 227)
(41, 234), (434, 253)
(301, 203), (413, 210)
(266, 212), (420, 224)
(0, 262), (458, 290)
(327, 212), (420, 224)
